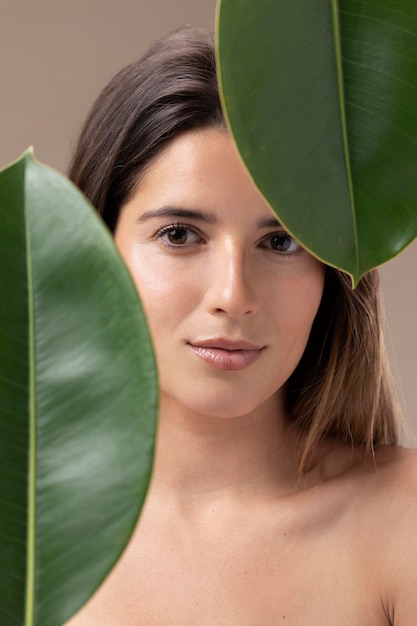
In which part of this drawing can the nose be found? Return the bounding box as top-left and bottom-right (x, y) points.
(204, 239), (258, 318)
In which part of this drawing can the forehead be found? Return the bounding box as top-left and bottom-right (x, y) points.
(130, 128), (273, 220)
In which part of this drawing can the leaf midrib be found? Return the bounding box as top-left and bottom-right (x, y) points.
(331, 0), (359, 281)
(24, 156), (36, 626)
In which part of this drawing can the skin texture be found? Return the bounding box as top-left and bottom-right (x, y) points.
(66, 129), (417, 626)
(114, 129), (324, 423)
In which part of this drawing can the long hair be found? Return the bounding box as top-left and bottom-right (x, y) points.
(287, 268), (401, 470)
(68, 28), (224, 231)
(69, 27), (402, 471)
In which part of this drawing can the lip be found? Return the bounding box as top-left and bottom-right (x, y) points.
(188, 338), (264, 371)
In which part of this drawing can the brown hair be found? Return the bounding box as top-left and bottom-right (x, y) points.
(69, 27), (402, 470)
(287, 267), (401, 470)
(68, 28), (224, 232)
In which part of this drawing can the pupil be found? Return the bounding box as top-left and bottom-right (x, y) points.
(272, 235), (290, 251)
(169, 228), (186, 244)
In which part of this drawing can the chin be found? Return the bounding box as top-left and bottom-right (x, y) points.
(162, 386), (283, 421)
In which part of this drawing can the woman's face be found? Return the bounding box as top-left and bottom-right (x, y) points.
(115, 129), (325, 420)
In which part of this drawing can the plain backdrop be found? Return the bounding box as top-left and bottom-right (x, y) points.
(1, 0), (416, 442)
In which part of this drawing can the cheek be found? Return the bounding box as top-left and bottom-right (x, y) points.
(278, 265), (325, 345)
(119, 251), (194, 339)
(301, 272), (325, 324)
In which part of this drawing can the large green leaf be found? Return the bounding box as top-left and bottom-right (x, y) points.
(216, 0), (417, 284)
(0, 151), (157, 626)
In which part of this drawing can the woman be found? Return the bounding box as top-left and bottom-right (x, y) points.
(66, 28), (417, 626)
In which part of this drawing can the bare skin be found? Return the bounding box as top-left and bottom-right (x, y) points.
(65, 130), (417, 625)
(65, 433), (417, 626)
(65, 444), (417, 626)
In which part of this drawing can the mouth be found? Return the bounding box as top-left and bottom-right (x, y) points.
(188, 338), (265, 371)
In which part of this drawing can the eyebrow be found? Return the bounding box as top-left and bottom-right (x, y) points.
(136, 207), (217, 224)
(136, 206), (282, 229)
(257, 216), (282, 229)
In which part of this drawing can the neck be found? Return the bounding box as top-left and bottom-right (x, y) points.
(148, 392), (305, 512)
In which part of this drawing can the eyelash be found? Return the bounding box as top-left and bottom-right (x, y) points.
(155, 223), (302, 256)
(156, 223), (204, 247)
(259, 232), (302, 256)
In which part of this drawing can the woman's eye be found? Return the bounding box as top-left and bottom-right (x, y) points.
(158, 225), (201, 246)
(264, 233), (301, 254)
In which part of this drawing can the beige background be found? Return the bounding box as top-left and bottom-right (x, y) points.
(1, 0), (416, 442)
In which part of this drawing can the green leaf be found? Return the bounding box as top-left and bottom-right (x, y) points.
(0, 151), (158, 626)
(216, 0), (417, 284)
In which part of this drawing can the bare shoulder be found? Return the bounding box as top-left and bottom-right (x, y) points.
(360, 445), (417, 624)
(320, 441), (417, 499)
(318, 444), (417, 624)
(352, 445), (417, 530)
(371, 445), (417, 503)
